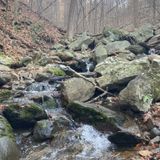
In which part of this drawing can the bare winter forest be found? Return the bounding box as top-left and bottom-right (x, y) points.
(0, 0), (160, 160)
(20, 0), (160, 35)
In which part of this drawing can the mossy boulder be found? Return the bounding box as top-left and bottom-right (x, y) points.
(67, 101), (125, 131)
(0, 116), (19, 160)
(47, 67), (66, 76)
(0, 52), (13, 65)
(0, 89), (12, 103)
(106, 40), (130, 56)
(33, 116), (71, 142)
(95, 44), (108, 63)
(3, 103), (47, 129)
(130, 24), (154, 42)
(0, 65), (12, 86)
(69, 33), (94, 51)
(63, 78), (95, 103)
(119, 70), (160, 112)
(95, 57), (150, 89)
(103, 28), (125, 42)
(127, 45), (146, 55)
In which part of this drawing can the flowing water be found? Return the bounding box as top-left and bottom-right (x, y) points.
(12, 78), (118, 160)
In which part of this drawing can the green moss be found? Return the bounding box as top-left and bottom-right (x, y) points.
(43, 99), (57, 109)
(19, 103), (44, 119)
(0, 52), (13, 65)
(68, 102), (116, 126)
(0, 89), (12, 103)
(48, 67), (66, 76)
(0, 116), (15, 140)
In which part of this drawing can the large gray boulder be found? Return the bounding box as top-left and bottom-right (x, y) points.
(0, 65), (12, 86)
(119, 70), (160, 112)
(67, 101), (125, 131)
(106, 40), (130, 56)
(130, 24), (154, 42)
(95, 57), (150, 89)
(63, 78), (95, 103)
(95, 44), (108, 63)
(103, 27), (126, 42)
(69, 33), (94, 51)
(0, 116), (19, 160)
(33, 116), (71, 142)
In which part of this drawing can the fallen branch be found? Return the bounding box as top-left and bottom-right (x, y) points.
(59, 65), (113, 97)
(88, 91), (108, 103)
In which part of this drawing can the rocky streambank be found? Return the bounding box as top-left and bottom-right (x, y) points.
(0, 23), (160, 160)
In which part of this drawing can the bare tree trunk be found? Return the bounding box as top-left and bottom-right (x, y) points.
(133, 0), (139, 28)
(67, 0), (77, 39)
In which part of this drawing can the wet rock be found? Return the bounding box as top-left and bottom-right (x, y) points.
(33, 116), (71, 141)
(67, 101), (125, 131)
(127, 45), (146, 55)
(63, 78), (95, 103)
(119, 70), (160, 112)
(95, 44), (108, 63)
(69, 33), (94, 51)
(150, 136), (160, 144)
(0, 89), (12, 103)
(0, 137), (20, 160)
(150, 127), (160, 137)
(3, 103), (47, 129)
(0, 115), (19, 160)
(95, 57), (150, 89)
(0, 74), (11, 87)
(108, 131), (142, 147)
(130, 24), (154, 42)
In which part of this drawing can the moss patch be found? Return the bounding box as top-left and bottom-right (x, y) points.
(47, 67), (66, 76)
(0, 89), (12, 103)
(0, 116), (15, 140)
(0, 52), (13, 65)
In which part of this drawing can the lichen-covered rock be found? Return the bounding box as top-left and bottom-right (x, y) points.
(127, 45), (146, 55)
(0, 65), (12, 87)
(106, 40), (130, 56)
(95, 44), (108, 63)
(33, 116), (71, 142)
(69, 33), (94, 51)
(95, 57), (150, 89)
(119, 70), (160, 112)
(0, 116), (19, 160)
(130, 24), (154, 42)
(67, 101), (125, 131)
(3, 103), (47, 128)
(103, 28), (126, 42)
(63, 78), (95, 103)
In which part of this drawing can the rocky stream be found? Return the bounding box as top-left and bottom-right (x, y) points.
(0, 24), (160, 160)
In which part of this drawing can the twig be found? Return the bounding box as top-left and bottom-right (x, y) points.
(60, 65), (113, 96)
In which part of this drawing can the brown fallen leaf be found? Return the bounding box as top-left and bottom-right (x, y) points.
(139, 150), (152, 157)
